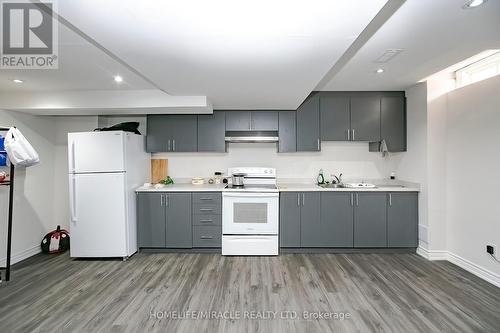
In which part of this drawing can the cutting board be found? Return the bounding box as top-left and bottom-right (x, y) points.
(151, 159), (168, 184)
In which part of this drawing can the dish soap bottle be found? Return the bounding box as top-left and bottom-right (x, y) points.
(317, 169), (325, 185)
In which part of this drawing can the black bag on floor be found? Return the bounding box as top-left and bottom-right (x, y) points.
(41, 226), (70, 254)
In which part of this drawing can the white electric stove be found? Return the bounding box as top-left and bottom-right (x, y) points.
(222, 167), (279, 256)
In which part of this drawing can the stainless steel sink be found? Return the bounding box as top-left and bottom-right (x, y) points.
(319, 183), (346, 188)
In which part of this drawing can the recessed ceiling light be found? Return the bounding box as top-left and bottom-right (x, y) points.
(376, 68), (384, 74)
(12, 79), (24, 83)
(114, 75), (123, 83)
(462, 0), (487, 9)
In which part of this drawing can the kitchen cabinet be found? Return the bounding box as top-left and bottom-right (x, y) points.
(225, 111), (278, 131)
(369, 96), (407, 152)
(278, 111), (296, 152)
(319, 192), (354, 247)
(146, 115), (197, 152)
(137, 192), (192, 248)
(137, 193), (166, 248)
(279, 192), (320, 247)
(279, 193), (301, 247)
(350, 96), (381, 142)
(387, 192), (418, 247)
(353, 193), (387, 247)
(320, 95), (350, 141)
(198, 111), (226, 152)
(192, 192), (222, 248)
(296, 94), (320, 151)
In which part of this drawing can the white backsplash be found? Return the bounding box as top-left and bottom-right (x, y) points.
(153, 141), (403, 182)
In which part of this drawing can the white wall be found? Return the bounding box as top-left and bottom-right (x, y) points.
(397, 83), (429, 247)
(154, 141), (400, 182)
(445, 75), (500, 277)
(0, 110), (57, 265)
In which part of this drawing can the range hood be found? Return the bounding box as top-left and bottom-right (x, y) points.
(225, 131), (279, 143)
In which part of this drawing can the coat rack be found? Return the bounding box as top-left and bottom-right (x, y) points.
(0, 126), (14, 282)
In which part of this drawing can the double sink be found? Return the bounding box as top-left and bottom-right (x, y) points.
(319, 183), (406, 189)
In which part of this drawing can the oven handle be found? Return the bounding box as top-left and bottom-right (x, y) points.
(222, 192), (279, 198)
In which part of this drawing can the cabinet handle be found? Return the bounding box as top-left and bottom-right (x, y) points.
(173, 139), (176, 151)
(199, 197), (213, 201)
(167, 140), (171, 151)
(389, 193), (392, 206)
(200, 236), (214, 240)
(302, 193), (305, 206)
(317, 139), (320, 150)
(160, 195), (164, 206)
(165, 194), (169, 207)
(347, 129), (350, 141)
(200, 208), (213, 212)
(297, 194), (300, 206)
(199, 219), (213, 223)
(356, 193), (359, 206)
(350, 193), (353, 206)
(352, 129), (355, 141)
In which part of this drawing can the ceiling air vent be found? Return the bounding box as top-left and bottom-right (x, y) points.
(374, 49), (404, 63)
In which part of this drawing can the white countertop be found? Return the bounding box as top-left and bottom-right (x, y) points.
(136, 183), (226, 192)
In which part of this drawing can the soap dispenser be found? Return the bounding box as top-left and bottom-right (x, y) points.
(317, 169), (325, 185)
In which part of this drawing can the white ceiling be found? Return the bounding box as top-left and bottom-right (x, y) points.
(319, 0), (500, 91)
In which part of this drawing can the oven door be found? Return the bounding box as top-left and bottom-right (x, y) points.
(222, 192), (279, 235)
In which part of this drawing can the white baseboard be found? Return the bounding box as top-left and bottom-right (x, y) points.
(417, 246), (500, 288)
(0, 245), (41, 266)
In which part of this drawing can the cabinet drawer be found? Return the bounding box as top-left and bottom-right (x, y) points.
(193, 226), (222, 247)
(193, 214), (221, 226)
(192, 193), (222, 205)
(192, 203), (222, 215)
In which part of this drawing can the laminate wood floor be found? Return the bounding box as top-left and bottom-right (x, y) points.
(1, 253), (499, 333)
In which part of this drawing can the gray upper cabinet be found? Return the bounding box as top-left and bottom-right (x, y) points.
(299, 192), (321, 247)
(198, 111), (226, 152)
(165, 193), (192, 248)
(375, 96), (406, 152)
(278, 111), (296, 152)
(320, 95), (350, 141)
(146, 115), (197, 152)
(296, 94), (320, 151)
(137, 193), (166, 248)
(354, 193), (387, 247)
(251, 111), (278, 130)
(320, 192), (354, 247)
(350, 96), (381, 142)
(279, 192), (301, 247)
(387, 192), (418, 247)
(225, 111), (251, 131)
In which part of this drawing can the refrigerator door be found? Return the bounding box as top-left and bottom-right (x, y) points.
(69, 131), (126, 173)
(69, 172), (129, 257)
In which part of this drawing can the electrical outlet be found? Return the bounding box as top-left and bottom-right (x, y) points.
(486, 244), (497, 256)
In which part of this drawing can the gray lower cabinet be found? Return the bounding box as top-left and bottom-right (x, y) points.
(353, 193), (387, 247)
(192, 192), (222, 248)
(278, 111), (296, 152)
(387, 192), (418, 247)
(320, 95), (350, 141)
(193, 226), (221, 247)
(296, 94), (320, 151)
(137, 193), (166, 248)
(320, 192), (354, 247)
(198, 111), (226, 152)
(137, 192), (192, 248)
(146, 115), (197, 152)
(300, 192), (322, 247)
(279, 193), (301, 247)
(350, 96), (381, 142)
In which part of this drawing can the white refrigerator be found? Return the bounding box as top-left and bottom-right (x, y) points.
(68, 131), (149, 259)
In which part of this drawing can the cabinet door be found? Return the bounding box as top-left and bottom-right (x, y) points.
(299, 192), (321, 247)
(146, 115), (172, 152)
(296, 94), (320, 151)
(251, 111), (278, 130)
(279, 192), (301, 247)
(198, 111), (226, 152)
(387, 192), (418, 247)
(170, 115), (198, 152)
(226, 111), (251, 131)
(320, 192), (354, 247)
(278, 111), (296, 152)
(381, 96), (406, 152)
(350, 96), (381, 142)
(137, 193), (166, 247)
(165, 193), (192, 248)
(320, 95), (350, 141)
(354, 193), (387, 247)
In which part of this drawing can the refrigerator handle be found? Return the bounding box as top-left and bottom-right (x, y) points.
(70, 141), (76, 172)
(70, 175), (77, 222)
